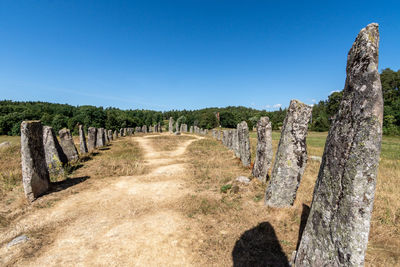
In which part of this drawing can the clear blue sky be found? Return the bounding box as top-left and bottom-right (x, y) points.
(1, 1), (399, 111)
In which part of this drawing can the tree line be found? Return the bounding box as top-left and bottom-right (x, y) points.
(1, 68), (399, 136)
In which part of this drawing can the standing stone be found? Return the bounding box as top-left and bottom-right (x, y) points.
(101, 128), (107, 144)
(265, 100), (312, 207)
(294, 23), (383, 267)
(59, 128), (79, 162)
(222, 130), (228, 146)
(113, 130), (118, 139)
(105, 130), (109, 144)
(96, 128), (105, 148)
(87, 127), (97, 151)
(169, 117), (174, 133)
(43, 126), (68, 175)
(232, 129), (240, 158)
(108, 130), (113, 141)
(189, 126), (193, 133)
(217, 130), (222, 141)
(237, 122), (251, 167)
(252, 117), (273, 182)
(21, 121), (50, 202)
(142, 125), (147, 133)
(158, 122), (162, 133)
(123, 128), (127, 136)
(227, 130), (233, 149)
(175, 121), (180, 133)
(78, 125), (88, 154)
(212, 129), (216, 138)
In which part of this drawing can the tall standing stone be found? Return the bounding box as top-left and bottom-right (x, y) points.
(158, 122), (162, 133)
(222, 130), (229, 146)
(78, 125), (88, 154)
(294, 23), (383, 267)
(21, 121), (50, 202)
(232, 129), (240, 158)
(43, 126), (67, 175)
(252, 117), (273, 182)
(169, 117), (174, 133)
(175, 121), (180, 133)
(237, 122), (251, 167)
(87, 127), (97, 151)
(265, 100), (312, 207)
(113, 130), (118, 139)
(59, 128), (79, 162)
(123, 128), (127, 136)
(142, 125), (148, 133)
(96, 128), (105, 148)
(108, 129), (113, 141)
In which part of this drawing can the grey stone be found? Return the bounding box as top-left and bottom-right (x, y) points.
(96, 128), (105, 148)
(222, 130), (228, 146)
(7, 235), (29, 248)
(265, 100), (312, 208)
(0, 141), (11, 149)
(190, 126), (193, 133)
(123, 128), (127, 136)
(87, 127), (97, 151)
(295, 23), (383, 267)
(108, 129), (113, 141)
(235, 176), (251, 184)
(169, 117), (174, 133)
(237, 121), (251, 167)
(113, 130), (118, 139)
(119, 128), (123, 137)
(175, 121), (180, 133)
(59, 128), (79, 162)
(232, 129), (240, 158)
(158, 122), (162, 133)
(142, 125), (147, 133)
(21, 121), (50, 202)
(104, 130), (109, 143)
(79, 125), (88, 154)
(252, 117), (273, 182)
(174, 132), (181, 135)
(43, 126), (67, 175)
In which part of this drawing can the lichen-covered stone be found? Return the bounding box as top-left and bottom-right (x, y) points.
(87, 127), (97, 151)
(43, 126), (67, 176)
(294, 23), (383, 267)
(96, 128), (105, 148)
(59, 128), (79, 162)
(237, 121), (251, 167)
(169, 117), (174, 133)
(21, 121), (50, 202)
(78, 125), (88, 154)
(265, 100), (312, 207)
(252, 117), (273, 182)
(107, 129), (113, 141)
(222, 130), (229, 146)
(232, 129), (240, 158)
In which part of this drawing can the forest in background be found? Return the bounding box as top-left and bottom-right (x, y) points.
(1, 68), (399, 136)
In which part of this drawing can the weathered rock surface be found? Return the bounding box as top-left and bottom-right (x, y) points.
(169, 117), (174, 133)
(237, 121), (251, 167)
(295, 23), (383, 267)
(190, 126), (193, 133)
(59, 128), (79, 162)
(79, 125), (88, 154)
(96, 128), (105, 148)
(222, 130), (228, 146)
(265, 100), (312, 207)
(21, 121), (50, 202)
(87, 127), (97, 151)
(232, 129), (240, 158)
(142, 125), (147, 133)
(108, 129), (113, 141)
(252, 117), (273, 182)
(158, 122), (162, 133)
(43, 126), (67, 175)
(235, 176), (251, 184)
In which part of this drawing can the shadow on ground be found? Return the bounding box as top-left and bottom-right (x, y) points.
(232, 222), (289, 267)
(49, 176), (90, 194)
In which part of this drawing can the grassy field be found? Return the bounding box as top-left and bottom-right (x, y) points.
(0, 131), (399, 265)
(183, 131), (400, 266)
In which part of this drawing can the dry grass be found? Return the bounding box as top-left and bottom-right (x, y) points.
(183, 132), (400, 266)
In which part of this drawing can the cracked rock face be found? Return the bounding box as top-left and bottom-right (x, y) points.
(295, 23), (383, 267)
(237, 121), (251, 167)
(43, 126), (68, 175)
(21, 121), (50, 202)
(59, 128), (79, 162)
(265, 100), (312, 207)
(252, 117), (273, 182)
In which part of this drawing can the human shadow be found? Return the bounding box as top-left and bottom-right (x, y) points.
(232, 222), (289, 267)
(296, 204), (310, 250)
(49, 176), (90, 193)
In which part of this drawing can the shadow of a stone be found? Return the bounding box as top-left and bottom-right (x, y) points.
(296, 204), (310, 251)
(232, 222), (289, 267)
(49, 176), (90, 193)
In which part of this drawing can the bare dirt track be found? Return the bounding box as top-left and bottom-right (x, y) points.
(0, 134), (204, 267)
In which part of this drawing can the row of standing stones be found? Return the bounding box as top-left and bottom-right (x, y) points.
(21, 123), (163, 203)
(211, 23), (383, 266)
(168, 117), (209, 136)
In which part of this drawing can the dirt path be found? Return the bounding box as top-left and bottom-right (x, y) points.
(1, 134), (203, 266)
